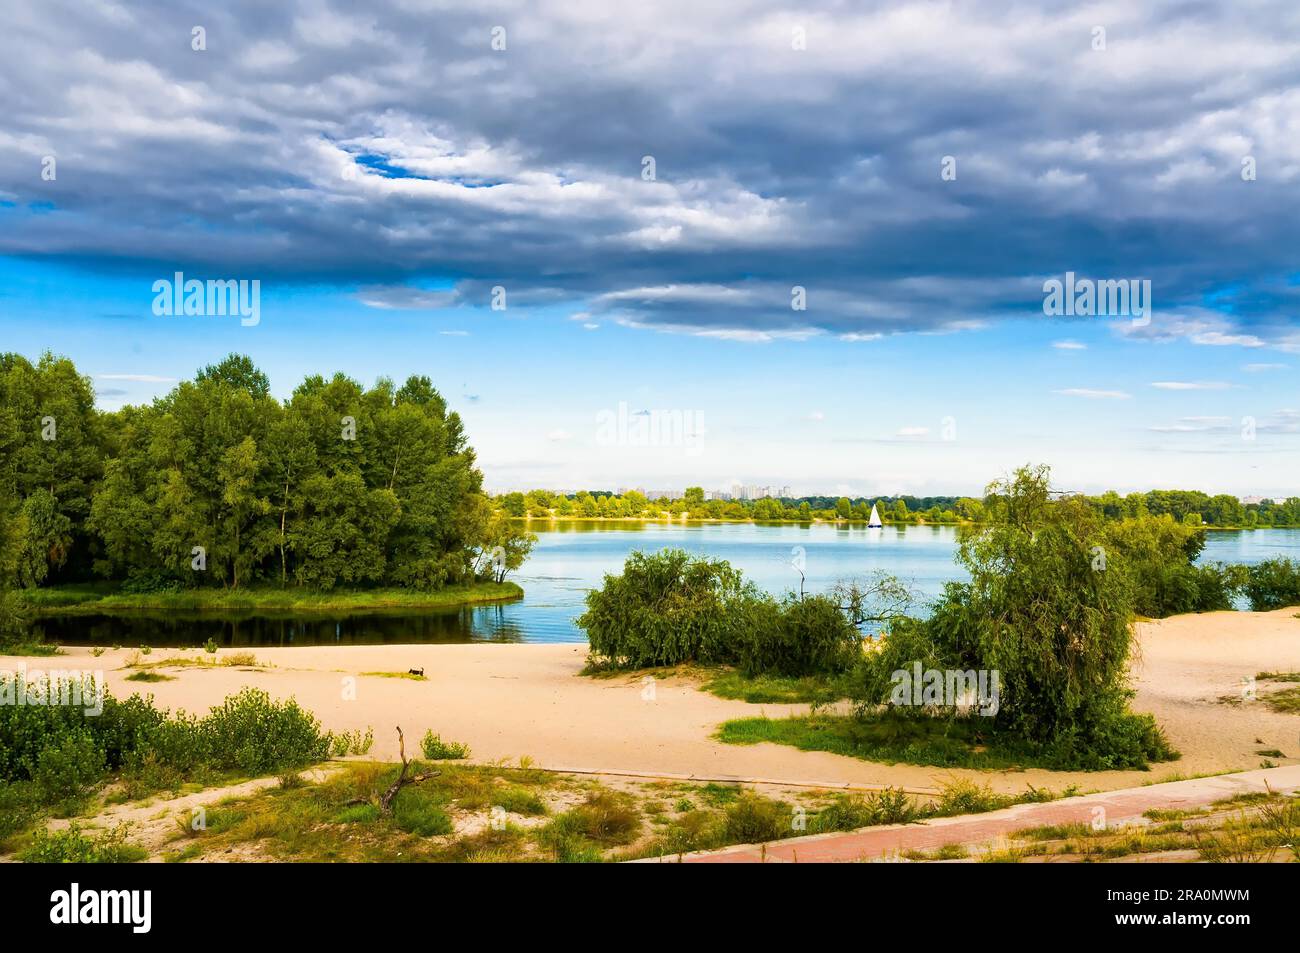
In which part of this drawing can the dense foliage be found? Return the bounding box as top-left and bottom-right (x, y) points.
(0, 679), (330, 808)
(0, 351), (533, 602)
(1241, 558), (1300, 611)
(578, 549), (873, 675)
(1099, 515), (1242, 617)
(853, 466), (1175, 770)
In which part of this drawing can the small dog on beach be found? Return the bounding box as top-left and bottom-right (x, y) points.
(408, 667), (424, 677)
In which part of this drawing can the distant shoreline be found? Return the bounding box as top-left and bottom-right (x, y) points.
(508, 516), (1279, 531)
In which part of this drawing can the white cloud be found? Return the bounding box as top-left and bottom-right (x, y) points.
(1150, 381), (1230, 390)
(1053, 388), (1131, 399)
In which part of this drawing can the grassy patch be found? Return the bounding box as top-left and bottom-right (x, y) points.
(1262, 687), (1300, 714)
(19, 824), (147, 863)
(21, 582), (524, 616)
(361, 671), (428, 681)
(700, 669), (849, 705)
(125, 671), (174, 683)
(717, 713), (1045, 770)
(420, 732), (470, 760)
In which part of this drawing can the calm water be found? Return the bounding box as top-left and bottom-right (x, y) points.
(35, 523), (1300, 647)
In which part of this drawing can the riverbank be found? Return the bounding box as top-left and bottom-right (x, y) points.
(510, 515), (1286, 530)
(7, 606), (1295, 796)
(16, 581), (525, 616)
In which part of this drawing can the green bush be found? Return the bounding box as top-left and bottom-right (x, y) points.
(199, 688), (331, 774)
(0, 781), (39, 844)
(578, 549), (758, 668)
(19, 824), (147, 863)
(734, 593), (861, 677)
(1243, 558), (1300, 611)
(0, 676), (330, 807)
(30, 729), (105, 803)
(578, 549), (882, 676)
(852, 465), (1177, 771)
(723, 793), (790, 843)
(420, 732), (470, 760)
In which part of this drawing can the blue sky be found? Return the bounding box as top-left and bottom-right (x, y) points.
(1, 1), (1297, 496)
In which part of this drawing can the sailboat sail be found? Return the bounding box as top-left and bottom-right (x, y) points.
(867, 503), (883, 528)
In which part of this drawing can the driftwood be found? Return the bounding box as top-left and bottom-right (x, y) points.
(379, 726), (438, 814)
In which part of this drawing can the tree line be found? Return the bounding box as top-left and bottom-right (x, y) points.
(498, 485), (1300, 528)
(0, 351), (532, 596)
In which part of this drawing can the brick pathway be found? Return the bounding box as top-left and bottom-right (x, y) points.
(633, 765), (1300, 863)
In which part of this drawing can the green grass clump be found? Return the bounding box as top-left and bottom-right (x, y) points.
(332, 803), (380, 824)
(723, 793), (791, 843)
(701, 669), (849, 705)
(20, 824), (147, 863)
(125, 671), (174, 683)
(391, 789), (453, 836)
(540, 790), (640, 859)
(420, 732), (470, 760)
(329, 728), (375, 757)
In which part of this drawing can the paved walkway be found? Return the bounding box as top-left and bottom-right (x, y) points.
(635, 765), (1300, 863)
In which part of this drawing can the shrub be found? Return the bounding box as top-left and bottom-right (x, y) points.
(723, 794), (790, 843)
(420, 731), (470, 760)
(578, 549), (758, 668)
(30, 729), (105, 803)
(543, 791), (640, 848)
(20, 824), (147, 863)
(579, 549), (900, 676)
(119, 570), (183, 594)
(199, 688), (330, 774)
(1242, 558), (1300, 611)
(329, 727), (374, 757)
(852, 465), (1177, 771)
(734, 592), (861, 677)
(0, 678), (331, 808)
(0, 781), (39, 844)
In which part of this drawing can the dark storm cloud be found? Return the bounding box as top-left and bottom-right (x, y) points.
(1, 0), (1299, 346)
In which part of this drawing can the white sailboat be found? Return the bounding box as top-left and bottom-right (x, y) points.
(867, 503), (884, 528)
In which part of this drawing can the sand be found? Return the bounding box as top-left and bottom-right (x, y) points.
(5, 607), (1298, 796)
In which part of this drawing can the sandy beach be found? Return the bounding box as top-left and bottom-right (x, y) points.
(6, 607), (1298, 797)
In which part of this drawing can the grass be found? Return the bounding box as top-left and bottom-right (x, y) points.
(700, 669), (850, 705)
(125, 671), (175, 682)
(717, 712), (1046, 770)
(19, 581), (524, 616)
(420, 732), (471, 761)
(19, 823), (147, 863)
(0, 642), (63, 657)
(125, 651), (264, 670)
(1262, 687), (1300, 714)
(361, 671), (427, 681)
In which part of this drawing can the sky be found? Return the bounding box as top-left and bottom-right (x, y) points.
(0, 0), (1297, 497)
